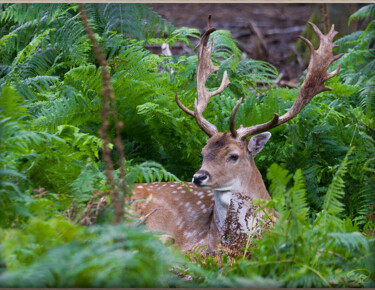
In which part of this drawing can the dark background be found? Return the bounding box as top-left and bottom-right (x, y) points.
(148, 4), (358, 84)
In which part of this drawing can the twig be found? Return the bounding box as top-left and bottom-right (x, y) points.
(317, 248), (345, 259)
(248, 20), (269, 59)
(137, 208), (158, 225)
(77, 189), (109, 225)
(350, 4), (358, 32)
(274, 72), (284, 85)
(319, 4), (330, 34)
(360, 122), (375, 133)
(291, 46), (304, 67)
(79, 4), (126, 224)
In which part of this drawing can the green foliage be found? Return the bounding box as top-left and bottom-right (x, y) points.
(336, 4), (375, 125)
(69, 160), (182, 211)
(315, 148), (352, 229)
(0, 220), (183, 287)
(0, 3), (374, 288)
(126, 161), (181, 184)
(252, 77), (375, 230)
(349, 4), (375, 23)
(91, 3), (175, 40)
(0, 218), (87, 270)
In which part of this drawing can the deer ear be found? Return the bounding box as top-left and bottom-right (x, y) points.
(248, 132), (271, 156)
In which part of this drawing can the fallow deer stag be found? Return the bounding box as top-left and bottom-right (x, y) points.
(131, 19), (343, 252)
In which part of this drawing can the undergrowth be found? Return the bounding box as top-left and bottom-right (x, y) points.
(0, 3), (374, 287)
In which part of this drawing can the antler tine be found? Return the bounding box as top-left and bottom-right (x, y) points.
(194, 26), (230, 137)
(229, 97), (243, 138)
(235, 22), (343, 141)
(176, 16), (231, 137)
(175, 93), (194, 117)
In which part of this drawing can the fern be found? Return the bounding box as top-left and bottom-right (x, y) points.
(267, 163), (293, 201)
(244, 161), (373, 287)
(287, 169), (309, 221)
(70, 160), (182, 206)
(34, 95), (97, 132)
(126, 161), (181, 184)
(328, 232), (369, 252)
(146, 26), (200, 47)
(336, 6), (375, 124)
(0, 4), (64, 25)
(0, 168), (26, 193)
(96, 3), (175, 40)
(0, 4), (374, 287)
(10, 28), (55, 72)
(315, 148), (352, 230)
(51, 13), (91, 67)
(15, 76), (59, 101)
(56, 125), (103, 159)
(64, 64), (102, 94)
(0, 221), (184, 287)
(349, 4), (375, 24)
(0, 33), (17, 54)
(233, 58), (278, 88)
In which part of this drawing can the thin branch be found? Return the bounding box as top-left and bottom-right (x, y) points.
(79, 4), (125, 224)
(137, 208), (158, 225)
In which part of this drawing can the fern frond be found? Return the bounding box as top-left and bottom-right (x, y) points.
(328, 232), (369, 252)
(352, 178), (375, 226)
(11, 28), (55, 68)
(126, 161), (181, 184)
(0, 33), (17, 53)
(0, 86), (27, 117)
(21, 49), (59, 78)
(99, 3), (174, 40)
(287, 169), (309, 219)
(52, 12), (89, 65)
(235, 58), (278, 87)
(56, 125), (103, 159)
(210, 30), (241, 62)
(335, 31), (363, 52)
(267, 163), (293, 200)
(359, 85), (375, 118)
(0, 4), (63, 25)
(15, 76), (59, 101)
(63, 65), (102, 94)
(0, 168), (26, 193)
(349, 4), (375, 24)
(315, 148), (352, 229)
(34, 92), (100, 132)
(147, 26), (200, 47)
(323, 149), (351, 215)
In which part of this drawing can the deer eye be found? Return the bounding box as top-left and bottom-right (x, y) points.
(228, 154), (239, 162)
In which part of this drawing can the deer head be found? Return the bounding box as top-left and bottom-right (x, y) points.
(177, 17), (342, 193)
(193, 132), (271, 193)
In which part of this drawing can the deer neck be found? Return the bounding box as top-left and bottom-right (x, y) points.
(212, 158), (270, 232)
(213, 188), (232, 231)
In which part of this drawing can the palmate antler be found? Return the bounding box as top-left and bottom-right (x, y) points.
(232, 22), (343, 141)
(177, 19), (343, 142)
(176, 16), (230, 137)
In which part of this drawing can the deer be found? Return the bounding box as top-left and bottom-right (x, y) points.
(130, 18), (343, 252)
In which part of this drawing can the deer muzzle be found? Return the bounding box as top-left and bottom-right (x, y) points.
(192, 170), (211, 187)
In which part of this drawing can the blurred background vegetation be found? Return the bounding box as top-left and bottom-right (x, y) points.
(0, 3), (374, 287)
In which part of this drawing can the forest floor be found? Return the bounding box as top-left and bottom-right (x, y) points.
(149, 3), (315, 84)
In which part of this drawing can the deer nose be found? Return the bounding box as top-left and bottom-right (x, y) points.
(192, 170), (210, 186)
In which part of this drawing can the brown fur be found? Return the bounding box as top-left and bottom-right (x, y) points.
(199, 132), (271, 201)
(131, 182), (216, 251)
(131, 132), (272, 252)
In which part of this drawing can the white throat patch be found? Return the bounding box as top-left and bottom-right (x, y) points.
(213, 178), (243, 230)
